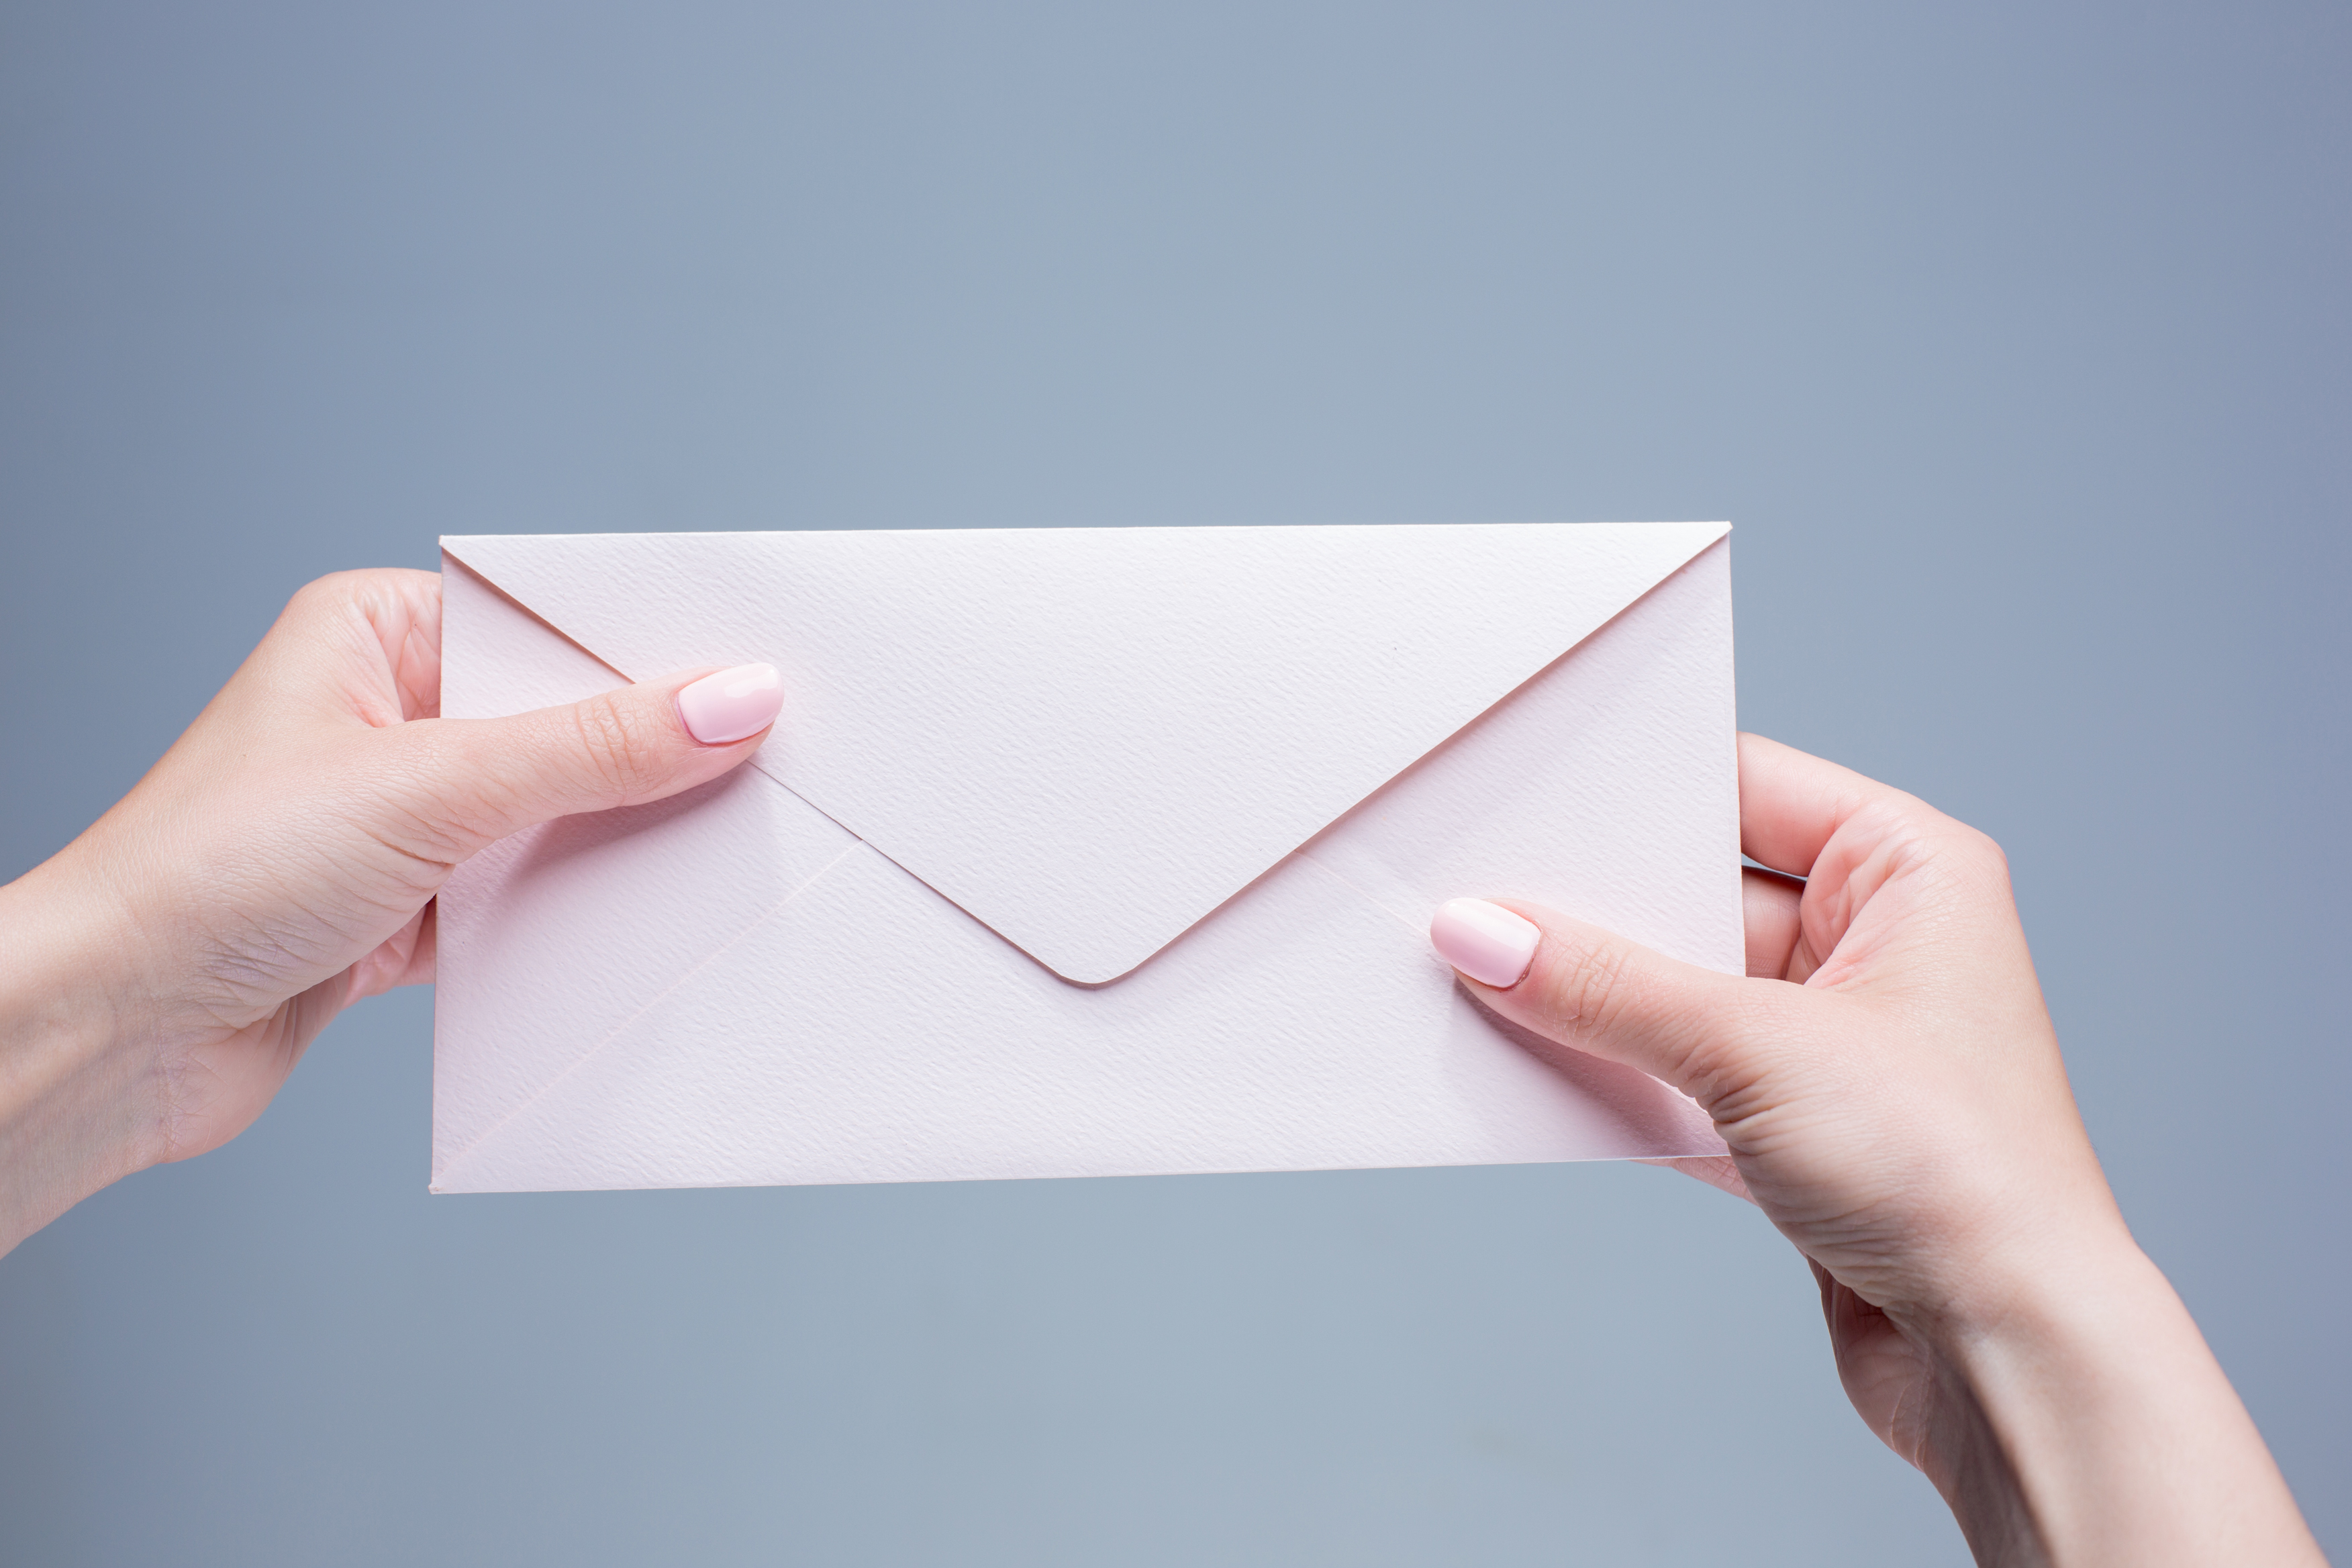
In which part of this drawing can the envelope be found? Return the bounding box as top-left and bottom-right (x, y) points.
(430, 524), (1739, 1193)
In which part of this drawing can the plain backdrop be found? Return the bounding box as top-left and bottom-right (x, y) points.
(1, 3), (2345, 1564)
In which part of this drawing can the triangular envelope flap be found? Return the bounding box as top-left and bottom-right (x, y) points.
(442, 523), (1729, 983)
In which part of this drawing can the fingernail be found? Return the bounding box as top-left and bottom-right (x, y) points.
(1430, 897), (1540, 987)
(677, 663), (784, 744)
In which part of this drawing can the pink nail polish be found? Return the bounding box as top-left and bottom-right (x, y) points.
(1429, 898), (1540, 988)
(677, 663), (784, 744)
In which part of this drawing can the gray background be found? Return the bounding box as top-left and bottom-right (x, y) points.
(1, 1), (2343, 1563)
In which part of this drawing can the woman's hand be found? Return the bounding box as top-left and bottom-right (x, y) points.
(4, 580), (2324, 1565)
(1429, 734), (2323, 1567)
(0, 569), (783, 1253)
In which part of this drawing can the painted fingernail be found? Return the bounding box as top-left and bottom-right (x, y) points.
(1430, 897), (1540, 987)
(677, 663), (784, 744)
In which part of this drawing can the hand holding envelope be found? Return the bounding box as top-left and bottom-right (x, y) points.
(431, 523), (1742, 1192)
(8, 524), (2326, 1565)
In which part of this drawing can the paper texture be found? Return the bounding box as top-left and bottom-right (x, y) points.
(432, 524), (1739, 1192)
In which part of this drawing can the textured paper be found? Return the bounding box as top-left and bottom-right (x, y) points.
(432, 524), (1739, 1193)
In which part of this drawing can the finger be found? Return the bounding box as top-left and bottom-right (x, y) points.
(385, 662), (785, 852)
(1738, 735), (2012, 982)
(345, 900), (437, 1001)
(249, 569), (448, 724)
(1737, 732), (1925, 879)
(1428, 897), (1785, 1100)
(1742, 865), (1805, 980)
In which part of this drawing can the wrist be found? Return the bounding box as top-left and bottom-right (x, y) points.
(1921, 1234), (2322, 1566)
(0, 850), (170, 1255)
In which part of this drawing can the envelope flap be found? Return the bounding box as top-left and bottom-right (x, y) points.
(442, 523), (1728, 982)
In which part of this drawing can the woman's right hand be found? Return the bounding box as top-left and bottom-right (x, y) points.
(1428, 734), (2324, 1567)
(0, 569), (783, 1257)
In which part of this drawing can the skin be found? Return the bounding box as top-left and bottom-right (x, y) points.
(0, 569), (766, 1246)
(0, 571), (2329, 1566)
(1461, 736), (2326, 1566)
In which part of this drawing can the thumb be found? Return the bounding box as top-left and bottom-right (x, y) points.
(1428, 896), (1772, 1102)
(393, 662), (786, 849)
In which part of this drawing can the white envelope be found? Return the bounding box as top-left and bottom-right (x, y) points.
(430, 524), (1739, 1193)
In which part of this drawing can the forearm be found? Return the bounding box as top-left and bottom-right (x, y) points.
(0, 861), (161, 1256)
(1931, 1238), (2324, 1567)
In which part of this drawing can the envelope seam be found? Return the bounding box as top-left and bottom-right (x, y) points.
(447, 525), (1727, 987)
(432, 838), (868, 1187)
(439, 547), (638, 685)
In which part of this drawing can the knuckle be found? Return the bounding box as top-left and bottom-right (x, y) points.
(571, 692), (671, 801)
(285, 571), (361, 620)
(1957, 823), (2010, 873)
(1848, 793), (1935, 852)
(1853, 794), (2008, 883)
(377, 785), (485, 865)
(1906, 818), (2013, 900)
(287, 573), (340, 606)
(341, 730), (486, 861)
(272, 580), (334, 637)
(1949, 827), (2018, 905)
(1869, 787), (2003, 863)
(1537, 936), (1634, 1044)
